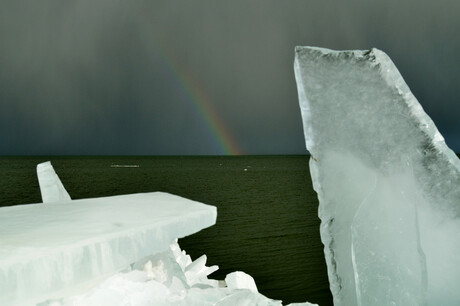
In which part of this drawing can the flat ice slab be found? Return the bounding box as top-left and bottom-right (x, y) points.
(0, 192), (216, 305)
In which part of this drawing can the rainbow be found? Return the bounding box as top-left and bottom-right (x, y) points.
(156, 45), (242, 155)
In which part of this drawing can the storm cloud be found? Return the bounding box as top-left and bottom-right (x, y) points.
(0, 0), (458, 154)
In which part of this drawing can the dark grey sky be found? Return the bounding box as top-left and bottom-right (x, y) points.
(1, 0), (458, 155)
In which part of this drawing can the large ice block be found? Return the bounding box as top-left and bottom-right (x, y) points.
(0, 192), (216, 305)
(294, 47), (460, 305)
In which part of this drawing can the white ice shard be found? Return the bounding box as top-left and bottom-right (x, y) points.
(294, 46), (460, 305)
(37, 161), (71, 203)
(135, 240), (220, 289)
(0, 192), (216, 305)
(225, 271), (258, 293)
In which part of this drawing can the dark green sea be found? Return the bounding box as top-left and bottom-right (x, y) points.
(0, 155), (332, 305)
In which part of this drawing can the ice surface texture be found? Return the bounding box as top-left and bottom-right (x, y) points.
(0, 192), (216, 305)
(294, 46), (460, 305)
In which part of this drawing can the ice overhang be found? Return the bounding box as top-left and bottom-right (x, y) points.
(0, 192), (217, 305)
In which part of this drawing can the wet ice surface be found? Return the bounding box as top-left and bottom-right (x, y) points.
(294, 46), (460, 305)
(0, 192), (216, 305)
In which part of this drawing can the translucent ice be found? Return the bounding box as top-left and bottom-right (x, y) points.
(294, 46), (460, 305)
(0, 192), (216, 305)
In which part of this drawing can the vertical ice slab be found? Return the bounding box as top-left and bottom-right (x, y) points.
(37, 161), (71, 203)
(294, 46), (460, 305)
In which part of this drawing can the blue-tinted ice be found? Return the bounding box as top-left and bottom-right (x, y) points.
(294, 46), (460, 305)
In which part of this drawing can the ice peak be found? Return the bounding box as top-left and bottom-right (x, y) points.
(37, 161), (71, 203)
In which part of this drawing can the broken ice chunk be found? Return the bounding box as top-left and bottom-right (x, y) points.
(294, 46), (460, 305)
(225, 271), (258, 293)
(37, 161), (71, 203)
(185, 255), (219, 287)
